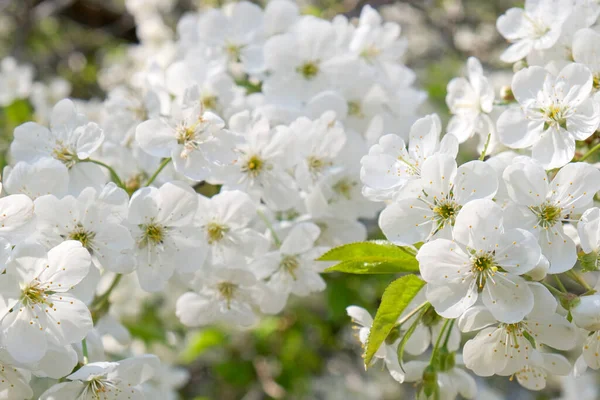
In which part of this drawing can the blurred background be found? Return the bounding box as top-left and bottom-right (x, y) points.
(0, 1), (562, 399)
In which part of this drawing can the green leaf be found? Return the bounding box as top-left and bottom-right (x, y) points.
(181, 328), (228, 364)
(319, 241), (419, 274)
(364, 275), (426, 367)
(324, 260), (419, 274)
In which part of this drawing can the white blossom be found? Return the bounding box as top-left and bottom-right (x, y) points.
(503, 158), (600, 273)
(0, 241), (92, 364)
(39, 355), (159, 400)
(497, 63), (600, 169)
(417, 199), (541, 322)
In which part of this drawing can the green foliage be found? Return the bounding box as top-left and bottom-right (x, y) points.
(181, 328), (228, 364)
(122, 301), (167, 344)
(319, 240), (420, 274)
(235, 78), (262, 94)
(215, 360), (256, 387)
(364, 275), (426, 367)
(0, 100), (33, 168)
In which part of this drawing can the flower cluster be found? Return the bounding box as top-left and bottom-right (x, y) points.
(345, 0), (600, 398)
(0, 1), (424, 398)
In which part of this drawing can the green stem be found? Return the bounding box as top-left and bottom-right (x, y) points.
(82, 338), (89, 364)
(91, 273), (123, 314)
(554, 275), (567, 293)
(442, 319), (455, 349)
(396, 301), (430, 328)
(257, 210), (281, 247)
(145, 157), (172, 187)
(84, 159), (125, 189)
(567, 270), (592, 291)
(430, 319), (450, 363)
(541, 281), (565, 297)
(479, 133), (492, 161)
(579, 142), (600, 162)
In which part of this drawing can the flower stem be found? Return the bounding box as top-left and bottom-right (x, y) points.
(541, 281), (565, 297)
(567, 270), (593, 291)
(91, 273), (123, 319)
(442, 319), (455, 349)
(257, 210), (281, 247)
(395, 301), (430, 328)
(479, 133), (492, 161)
(554, 275), (567, 293)
(145, 157), (172, 187)
(82, 338), (89, 364)
(84, 159), (125, 189)
(430, 318), (451, 364)
(579, 142), (600, 162)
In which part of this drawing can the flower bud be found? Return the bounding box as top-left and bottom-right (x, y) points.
(512, 60), (527, 73)
(439, 350), (455, 372)
(500, 86), (515, 102)
(571, 295), (600, 331)
(527, 256), (549, 281)
(422, 365), (438, 398)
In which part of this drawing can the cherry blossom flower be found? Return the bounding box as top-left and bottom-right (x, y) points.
(0, 241), (92, 364)
(503, 158), (600, 273)
(497, 63), (600, 169)
(417, 199), (541, 322)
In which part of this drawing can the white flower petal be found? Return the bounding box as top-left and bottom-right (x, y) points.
(539, 227), (577, 274)
(497, 107), (542, 149)
(379, 198), (433, 246)
(135, 119), (175, 158)
(453, 199), (502, 251)
(453, 161), (498, 205)
(524, 313), (576, 350)
(531, 128), (575, 170)
(280, 223), (320, 255)
(346, 306), (373, 327)
(512, 66), (548, 104)
(457, 305), (497, 333)
(556, 63), (593, 106)
(495, 228), (540, 275)
(420, 154), (457, 199)
(503, 159), (548, 207)
(483, 273), (533, 323)
(426, 281), (478, 319)
(417, 239), (470, 283)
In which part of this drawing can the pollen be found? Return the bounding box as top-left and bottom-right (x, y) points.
(217, 281), (237, 309)
(68, 223), (96, 253)
(297, 61), (320, 79)
(206, 222), (228, 244)
(52, 145), (78, 168)
(242, 155), (265, 177)
(530, 202), (562, 229)
(176, 125), (196, 145)
(138, 222), (166, 249)
(347, 101), (364, 118)
(332, 178), (357, 200)
(280, 255), (301, 279)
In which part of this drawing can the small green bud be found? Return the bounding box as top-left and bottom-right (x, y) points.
(559, 292), (580, 311)
(421, 307), (441, 327)
(422, 365), (438, 397)
(439, 350), (455, 372)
